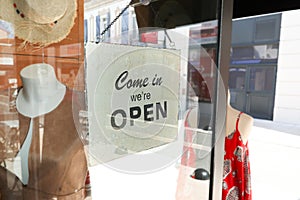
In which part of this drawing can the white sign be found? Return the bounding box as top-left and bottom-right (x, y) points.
(86, 43), (181, 166)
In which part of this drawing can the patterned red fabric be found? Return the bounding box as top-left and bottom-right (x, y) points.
(222, 112), (252, 200)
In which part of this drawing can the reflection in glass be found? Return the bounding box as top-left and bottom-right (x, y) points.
(229, 68), (246, 90)
(232, 46), (254, 60)
(231, 44), (278, 61)
(254, 44), (278, 59)
(249, 67), (275, 91)
(255, 19), (276, 41)
(83, 0), (224, 198)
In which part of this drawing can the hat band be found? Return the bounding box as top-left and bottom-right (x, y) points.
(13, 2), (58, 27)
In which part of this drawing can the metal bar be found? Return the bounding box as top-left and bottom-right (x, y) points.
(209, 0), (233, 199)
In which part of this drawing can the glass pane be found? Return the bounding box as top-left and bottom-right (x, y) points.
(0, 0), (229, 198)
(249, 67), (275, 91)
(229, 67), (246, 89)
(83, 0), (224, 200)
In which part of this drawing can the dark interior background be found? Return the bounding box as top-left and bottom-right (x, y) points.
(131, 0), (300, 28)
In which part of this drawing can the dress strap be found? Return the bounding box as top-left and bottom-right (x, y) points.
(235, 112), (243, 131)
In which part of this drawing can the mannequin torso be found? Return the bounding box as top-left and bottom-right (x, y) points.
(226, 105), (253, 144)
(226, 91), (253, 144)
(222, 92), (253, 200)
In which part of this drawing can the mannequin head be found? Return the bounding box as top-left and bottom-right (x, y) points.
(16, 63), (66, 118)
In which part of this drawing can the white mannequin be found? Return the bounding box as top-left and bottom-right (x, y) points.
(226, 91), (253, 144)
(13, 63), (66, 185)
(16, 63), (66, 118)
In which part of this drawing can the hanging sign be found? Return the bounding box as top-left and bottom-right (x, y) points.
(86, 43), (180, 164)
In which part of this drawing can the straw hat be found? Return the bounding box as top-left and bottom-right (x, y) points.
(0, 0), (77, 46)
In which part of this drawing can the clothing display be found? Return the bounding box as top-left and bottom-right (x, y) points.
(0, 89), (88, 199)
(222, 112), (252, 200)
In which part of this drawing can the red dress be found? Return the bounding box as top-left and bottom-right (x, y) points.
(222, 112), (252, 200)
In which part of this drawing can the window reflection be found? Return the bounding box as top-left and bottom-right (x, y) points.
(229, 68), (246, 90)
(254, 44), (278, 59)
(249, 67), (275, 91)
(255, 19), (276, 41)
(232, 46), (254, 60)
(231, 44), (279, 61)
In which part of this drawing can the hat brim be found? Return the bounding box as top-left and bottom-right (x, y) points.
(0, 0), (77, 46)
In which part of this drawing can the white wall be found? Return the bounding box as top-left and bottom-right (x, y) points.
(274, 9), (300, 124)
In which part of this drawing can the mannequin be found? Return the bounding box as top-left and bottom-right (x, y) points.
(226, 91), (253, 144)
(16, 63), (66, 118)
(0, 63), (87, 199)
(223, 90), (253, 200)
(14, 63), (66, 185)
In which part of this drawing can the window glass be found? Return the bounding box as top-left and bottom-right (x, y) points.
(83, 1), (224, 200)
